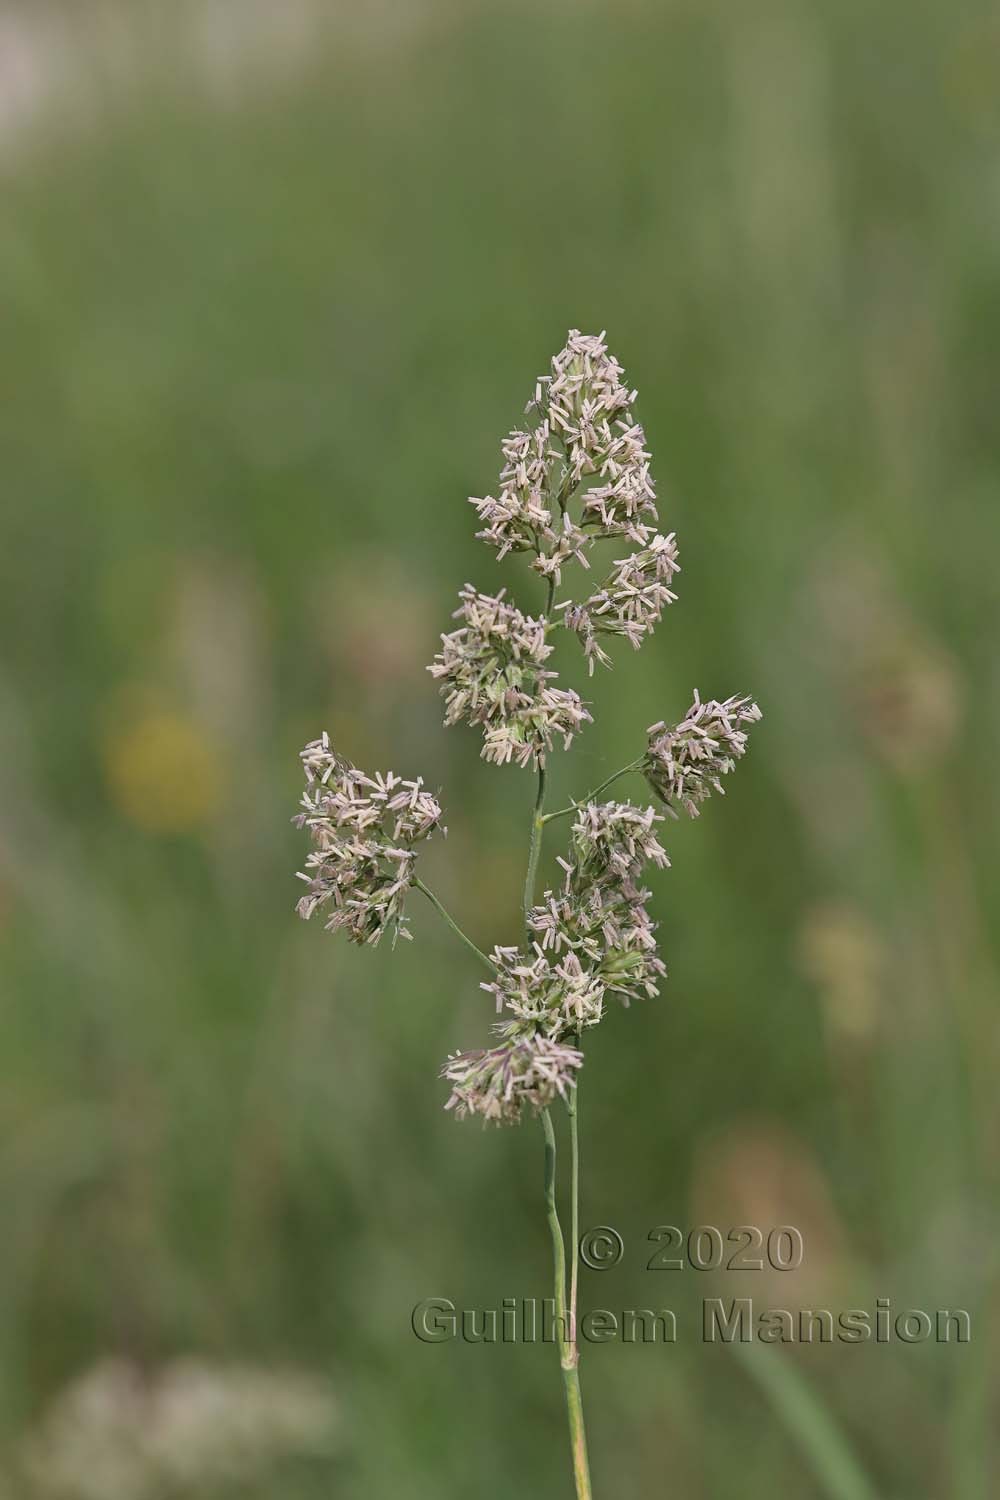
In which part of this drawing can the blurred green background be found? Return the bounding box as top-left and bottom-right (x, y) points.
(1, 1), (997, 1496)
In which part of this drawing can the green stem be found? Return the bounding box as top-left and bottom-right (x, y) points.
(541, 1109), (568, 1358)
(542, 757), (646, 825)
(524, 607), (592, 1495)
(525, 571), (593, 1499)
(542, 1108), (592, 1500)
(413, 878), (494, 974)
(522, 573), (557, 937)
(568, 1062), (581, 1349)
(563, 1365), (592, 1500)
(522, 761), (547, 939)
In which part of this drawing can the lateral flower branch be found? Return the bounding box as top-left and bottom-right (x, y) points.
(292, 330), (761, 1500)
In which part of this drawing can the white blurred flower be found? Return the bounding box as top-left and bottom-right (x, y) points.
(19, 1357), (338, 1500)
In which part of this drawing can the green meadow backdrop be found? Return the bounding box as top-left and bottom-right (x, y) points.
(1, 2), (997, 1495)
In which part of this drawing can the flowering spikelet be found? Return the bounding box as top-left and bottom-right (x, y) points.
(293, 733), (443, 946)
(570, 799), (670, 884)
(432, 674), (762, 1123)
(471, 331), (660, 585)
(292, 329), (761, 1157)
(644, 693), (762, 817)
(532, 802), (669, 1007)
(481, 946), (607, 1034)
(428, 584), (591, 767)
(441, 1033), (584, 1124)
(472, 425), (565, 564)
(561, 532), (680, 672)
(441, 800), (670, 1124)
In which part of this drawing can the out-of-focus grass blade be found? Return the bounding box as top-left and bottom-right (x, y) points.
(734, 1344), (878, 1500)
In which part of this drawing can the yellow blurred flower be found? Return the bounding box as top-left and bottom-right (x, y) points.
(798, 901), (886, 1043)
(103, 708), (222, 833)
(812, 542), (963, 775)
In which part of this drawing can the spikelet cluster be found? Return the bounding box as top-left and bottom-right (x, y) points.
(644, 693), (762, 818)
(562, 533), (680, 671)
(294, 734), (443, 946)
(428, 585), (591, 767)
(431, 330), (682, 766)
(441, 802), (669, 1122)
(471, 331), (660, 576)
(293, 330), (762, 1133)
(441, 1035), (585, 1126)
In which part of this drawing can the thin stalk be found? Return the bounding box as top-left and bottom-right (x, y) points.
(522, 761), (547, 938)
(542, 757), (646, 824)
(541, 1108), (569, 1360)
(413, 877), (495, 974)
(542, 1108), (592, 1500)
(522, 573), (556, 944)
(568, 1064), (581, 1347)
(523, 569), (593, 1499)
